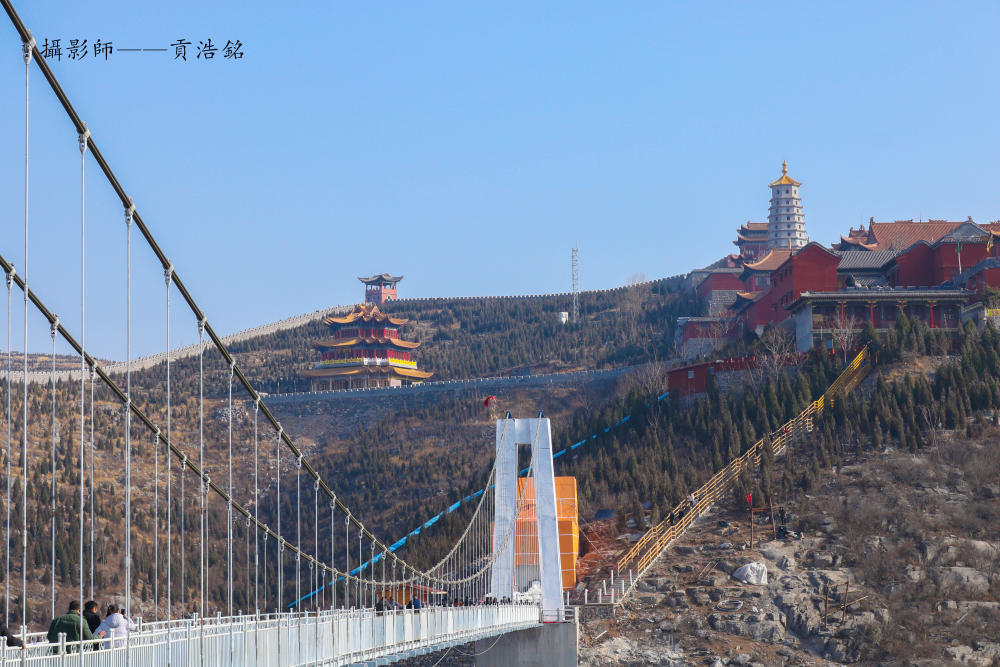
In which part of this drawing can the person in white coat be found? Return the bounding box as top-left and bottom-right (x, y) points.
(94, 604), (136, 649)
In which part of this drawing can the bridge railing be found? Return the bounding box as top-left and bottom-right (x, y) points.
(2, 605), (540, 666)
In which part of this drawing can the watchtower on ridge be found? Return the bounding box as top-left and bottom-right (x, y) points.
(360, 273), (402, 305)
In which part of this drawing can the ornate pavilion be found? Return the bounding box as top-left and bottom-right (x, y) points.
(301, 303), (433, 391)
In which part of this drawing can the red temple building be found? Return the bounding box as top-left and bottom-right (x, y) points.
(360, 273), (402, 305)
(676, 166), (1000, 360)
(733, 222), (770, 262)
(301, 303), (433, 391)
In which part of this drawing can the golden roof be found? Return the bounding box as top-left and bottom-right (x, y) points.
(323, 303), (409, 326)
(313, 337), (421, 350)
(743, 248), (793, 272)
(769, 161), (801, 187)
(302, 366), (433, 379)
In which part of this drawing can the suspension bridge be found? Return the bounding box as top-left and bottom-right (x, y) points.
(0, 1), (584, 664)
(0, 1), (884, 664)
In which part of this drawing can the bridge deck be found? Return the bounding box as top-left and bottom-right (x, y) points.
(5, 606), (540, 666)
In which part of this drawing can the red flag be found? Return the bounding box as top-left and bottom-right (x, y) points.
(745, 493), (753, 507)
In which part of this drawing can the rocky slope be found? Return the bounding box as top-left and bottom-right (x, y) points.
(578, 427), (1000, 665)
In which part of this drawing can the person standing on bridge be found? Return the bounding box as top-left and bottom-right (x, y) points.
(46, 601), (94, 649)
(94, 604), (136, 649)
(0, 621), (23, 649)
(83, 601), (101, 635)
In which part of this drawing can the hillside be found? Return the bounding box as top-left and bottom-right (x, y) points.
(0, 275), (700, 626)
(575, 322), (1000, 665)
(229, 276), (694, 392)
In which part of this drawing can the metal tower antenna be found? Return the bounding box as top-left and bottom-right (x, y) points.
(571, 244), (579, 323)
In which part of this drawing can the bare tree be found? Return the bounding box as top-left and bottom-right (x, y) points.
(704, 318), (732, 356)
(622, 273), (648, 339)
(830, 314), (862, 363)
(626, 357), (669, 399)
(754, 326), (795, 384)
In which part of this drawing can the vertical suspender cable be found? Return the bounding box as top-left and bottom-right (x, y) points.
(180, 452), (186, 609)
(88, 365), (94, 599)
(164, 266), (172, 634)
(21, 34), (33, 640)
(153, 427), (159, 620)
(313, 480), (318, 611)
(295, 457), (301, 654)
(77, 125), (88, 661)
(124, 202), (134, 623)
(253, 400), (259, 613)
(49, 318), (56, 620)
(336, 512), (341, 610)
(227, 362), (234, 617)
(344, 517), (349, 609)
(4, 267), (11, 628)
(296, 455), (301, 609)
(197, 318), (205, 623)
(276, 426), (282, 610)
(245, 515), (249, 615)
(261, 530), (267, 613)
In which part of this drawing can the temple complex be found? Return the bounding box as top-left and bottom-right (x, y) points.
(301, 303), (433, 391)
(678, 162), (1000, 359)
(360, 273), (402, 305)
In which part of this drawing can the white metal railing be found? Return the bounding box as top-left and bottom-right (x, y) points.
(0, 605), (541, 666)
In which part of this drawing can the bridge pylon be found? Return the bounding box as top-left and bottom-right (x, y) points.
(490, 414), (564, 621)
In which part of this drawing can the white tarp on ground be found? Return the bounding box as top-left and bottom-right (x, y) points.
(732, 561), (768, 585)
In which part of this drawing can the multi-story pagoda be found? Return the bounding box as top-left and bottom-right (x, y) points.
(767, 161), (807, 250)
(301, 303), (433, 391)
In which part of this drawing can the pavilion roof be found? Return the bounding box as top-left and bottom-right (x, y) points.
(302, 366), (434, 379)
(323, 303), (409, 326)
(740, 221), (769, 232)
(359, 273), (403, 284)
(735, 231), (768, 243)
(742, 248), (793, 273)
(313, 336), (421, 350)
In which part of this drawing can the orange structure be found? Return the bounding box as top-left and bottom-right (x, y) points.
(301, 303), (433, 391)
(381, 582), (447, 607)
(511, 477), (579, 591)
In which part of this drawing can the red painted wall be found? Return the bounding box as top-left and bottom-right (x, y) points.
(967, 267), (1000, 294)
(932, 242), (989, 285)
(696, 272), (745, 300)
(892, 243), (933, 287)
(740, 245), (838, 330)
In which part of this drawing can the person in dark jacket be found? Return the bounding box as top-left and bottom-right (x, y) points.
(83, 601), (101, 635)
(46, 601), (94, 647)
(0, 623), (22, 648)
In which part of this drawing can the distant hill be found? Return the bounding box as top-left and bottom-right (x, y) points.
(231, 275), (696, 394)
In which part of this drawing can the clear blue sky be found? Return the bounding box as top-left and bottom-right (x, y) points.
(1, 1), (999, 359)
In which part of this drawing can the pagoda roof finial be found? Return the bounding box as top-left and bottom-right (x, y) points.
(769, 160), (801, 187)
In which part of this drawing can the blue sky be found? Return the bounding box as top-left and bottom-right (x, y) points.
(1, 1), (999, 359)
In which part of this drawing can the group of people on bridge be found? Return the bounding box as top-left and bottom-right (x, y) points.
(0, 600), (136, 652)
